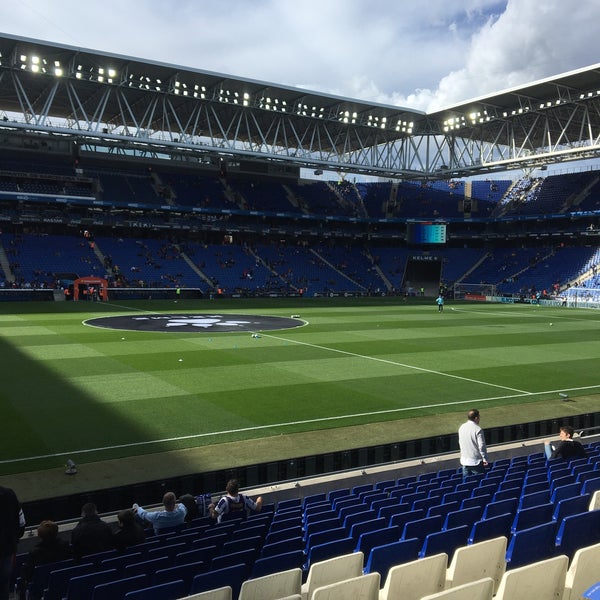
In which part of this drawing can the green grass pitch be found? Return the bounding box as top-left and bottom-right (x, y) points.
(1, 297), (599, 478)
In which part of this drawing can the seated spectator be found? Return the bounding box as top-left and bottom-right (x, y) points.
(177, 493), (200, 523)
(71, 502), (113, 560)
(113, 508), (146, 551)
(133, 491), (186, 534)
(544, 425), (587, 460)
(18, 520), (71, 599)
(208, 479), (262, 523)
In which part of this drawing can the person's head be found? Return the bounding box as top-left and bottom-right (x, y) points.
(37, 520), (59, 541)
(81, 502), (98, 518)
(467, 409), (480, 423)
(226, 479), (240, 496)
(117, 508), (135, 527)
(559, 425), (575, 440)
(163, 491), (177, 511)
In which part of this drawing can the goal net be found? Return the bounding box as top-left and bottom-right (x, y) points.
(563, 287), (600, 309)
(453, 282), (497, 299)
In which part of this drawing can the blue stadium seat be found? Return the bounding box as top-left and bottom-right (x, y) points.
(482, 498), (518, 520)
(39, 562), (96, 600)
(552, 493), (591, 523)
(250, 550), (305, 579)
(328, 488), (351, 503)
(153, 561), (205, 589)
(99, 552), (143, 576)
(378, 503), (411, 524)
(175, 546), (218, 566)
(418, 525), (469, 559)
(304, 537), (355, 571)
(505, 521), (558, 569)
(210, 548), (256, 571)
(306, 527), (347, 552)
(124, 579), (185, 600)
(91, 574), (148, 600)
(363, 538), (420, 582)
(25, 558), (78, 600)
(581, 476), (600, 496)
(550, 482), (582, 504)
(389, 509), (425, 532)
(123, 557), (171, 579)
(443, 506), (483, 530)
(468, 513), (513, 544)
(355, 525), (401, 556)
(261, 537), (304, 559)
(518, 490), (550, 509)
(303, 493), (327, 509)
(264, 525), (303, 545)
(555, 509), (600, 559)
(402, 515), (443, 542)
(190, 563), (250, 599)
(349, 517), (386, 541)
(510, 503), (554, 533)
(63, 569), (117, 600)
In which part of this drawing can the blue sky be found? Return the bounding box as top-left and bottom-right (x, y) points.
(4, 0), (600, 112)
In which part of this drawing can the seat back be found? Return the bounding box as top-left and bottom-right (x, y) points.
(363, 538), (420, 583)
(302, 551), (363, 600)
(419, 577), (494, 600)
(505, 521), (557, 569)
(379, 552), (447, 600)
(91, 574), (148, 600)
(468, 513), (512, 544)
(153, 561), (205, 589)
(311, 572), (380, 600)
(555, 509), (600, 559)
(355, 525), (400, 556)
(445, 536), (506, 594)
(123, 579), (185, 600)
(238, 567), (302, 600)
(190, 563), (250, 599)
(563, 542), (600, 600)
(419, 525), (469, 559)
(494, 555), (568, 600)
(511, 503), (554, 532)
(250, 550), (304, 579)
(64, 569), (117, 600)
(304, 537), (355, 570)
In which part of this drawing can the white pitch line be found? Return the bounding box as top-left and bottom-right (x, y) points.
(262, 332), (530, 394)
(3, 384), (599, 466)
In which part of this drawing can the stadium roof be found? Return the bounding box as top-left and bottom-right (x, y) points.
(2, 32), (600, 179)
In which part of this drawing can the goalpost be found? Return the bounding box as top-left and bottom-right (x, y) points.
(563, 287), (600, 309)
(453, 282), (497, 299)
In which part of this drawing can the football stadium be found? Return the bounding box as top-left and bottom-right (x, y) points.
(1, 30), (600, 600)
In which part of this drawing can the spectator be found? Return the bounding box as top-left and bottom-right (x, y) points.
(18, 521), (71, 599)
(208, 479), (263, 523)
(458, 409), (489, 478)
(113, 509), (146, 552)
(177, 494), (200, 523)
(544, 425), (587, 460)
(70, 503), (113, 560)
(132, 491), (186, 534)
(0, 486), (25, 600)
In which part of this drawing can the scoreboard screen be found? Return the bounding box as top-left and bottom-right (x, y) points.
(407, 222), (447, 244)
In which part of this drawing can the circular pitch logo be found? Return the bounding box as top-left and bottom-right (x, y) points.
(84, 313), (305, 333)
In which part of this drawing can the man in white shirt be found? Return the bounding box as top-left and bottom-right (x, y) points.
(458, 409), (489, 478)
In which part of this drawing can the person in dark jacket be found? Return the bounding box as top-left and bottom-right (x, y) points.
(18, 521), (71, 599)
(70, 502), (113, 560)
(113, 509), (146, 551)
(544, 425), (587, 460)
(0, 486), (25, 600)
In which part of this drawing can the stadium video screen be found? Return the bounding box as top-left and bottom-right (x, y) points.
(407, 222), (447, 244)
